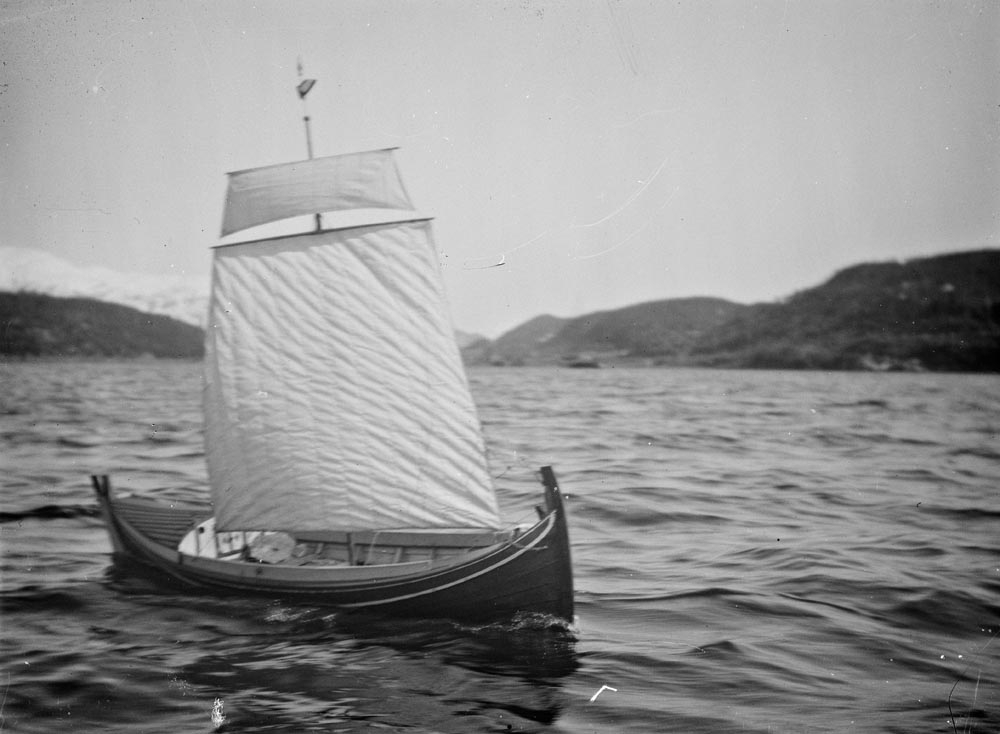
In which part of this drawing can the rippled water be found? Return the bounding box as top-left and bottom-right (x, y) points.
(2, 360), (998, 733)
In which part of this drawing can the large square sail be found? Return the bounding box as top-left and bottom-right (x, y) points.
(204, 220), (501, 532)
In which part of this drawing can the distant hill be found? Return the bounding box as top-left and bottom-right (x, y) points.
(454, 329), (488, 349)
(465, 250), (1000, 372)
(689, 249), (1000, 371)
(0, 291), (204, 358)
(478, 314), (570, 365)
(0, 246), (208, 327)
(546, 298), (743, 360)
(474, 299), (741, 365)
(6, 249), (998, 371)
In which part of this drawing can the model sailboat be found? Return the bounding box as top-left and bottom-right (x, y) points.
(92, 76), (573, 622)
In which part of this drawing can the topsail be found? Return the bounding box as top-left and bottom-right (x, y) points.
(221, 149), (413, 237)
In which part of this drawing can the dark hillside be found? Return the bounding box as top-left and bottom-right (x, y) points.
(0, 291), (204, 358)
(480, 314), (569, 365)
(539, 297), (743, 361)
(464, 249), (1000, 371)
(470, 297), (744, 365)
(690, 250), (1000, 371)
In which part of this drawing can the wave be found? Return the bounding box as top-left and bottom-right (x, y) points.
(948, 445), (1000, 460)
(888, 590), (1000, 635)
(920, 505), (1000, 522)
(1, 587), (89, 613)
(0, 504), (99, 522)
(826, 398), (892, 409)
(55, 437), (100, 449)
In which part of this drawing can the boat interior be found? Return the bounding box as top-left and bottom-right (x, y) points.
(177, 517), (522, 567)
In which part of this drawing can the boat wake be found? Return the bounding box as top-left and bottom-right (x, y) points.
(461, 610), (579, 637)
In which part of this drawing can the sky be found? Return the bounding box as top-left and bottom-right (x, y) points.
(2, 0), (998, 337)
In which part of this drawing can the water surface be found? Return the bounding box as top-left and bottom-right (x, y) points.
(2, 361), (998, 732)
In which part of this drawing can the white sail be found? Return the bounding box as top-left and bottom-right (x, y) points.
(203, 220), (501, 532)
(221, 149), (413, 237)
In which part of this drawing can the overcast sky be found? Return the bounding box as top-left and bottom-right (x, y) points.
(3, 0), (997, 336)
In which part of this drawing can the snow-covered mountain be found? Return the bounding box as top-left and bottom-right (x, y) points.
(0, 247), (491, 342)
(0, 247), (208, 327)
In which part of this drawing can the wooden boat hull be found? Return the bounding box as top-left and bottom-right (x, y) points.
(92, 469), (573, 623)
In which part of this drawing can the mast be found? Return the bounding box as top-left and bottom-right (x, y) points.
(296, 59), (321, 231)
(208, 72), (499, 533)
